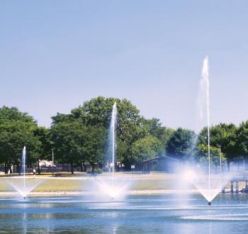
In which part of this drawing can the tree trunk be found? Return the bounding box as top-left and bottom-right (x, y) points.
(70, 162), (74, 174)
(124, 162), (131, 171)
(37, 160), (41, 175)
(82, 162), (87, 172)
(4, 163), (7, 174)
(17, 163), (21, 175)
(91, 163), (95, 173)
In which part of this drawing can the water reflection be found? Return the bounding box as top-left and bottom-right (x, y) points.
(22, 212), (27, 234)
(0, 194), (247, 233)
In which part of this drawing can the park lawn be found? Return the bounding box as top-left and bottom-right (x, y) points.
(0, 172), (185, 193)
(35, 179), (84, 192)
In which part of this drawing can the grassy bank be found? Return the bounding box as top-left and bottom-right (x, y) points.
(0, 172), (179, 193)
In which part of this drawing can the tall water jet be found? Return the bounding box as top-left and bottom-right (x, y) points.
(201, 57), (211, 196)
(22, 146), (26, 195)
(110, 102), (117, 175)
(187, 57), (232, 205)
(92, 102), (131, 200)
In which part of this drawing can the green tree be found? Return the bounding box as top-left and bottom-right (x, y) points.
(141, 118), (174, 148)
(0, 106), (41, 173)
(130, 135), (163, 166)
(197, 124), (238, 167)
(194, 143), (225, 169)
(166, 128), (196, 160)
(50, 119), (106, 173)
(82, 126), (106, 172)
(53, 96), (143, 169)
(34, 127), (52, 159)
(50, 121), (86, 174)
(236, 121), (248, 160)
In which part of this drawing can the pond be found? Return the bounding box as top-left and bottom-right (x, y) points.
(0, 194), (248, 233)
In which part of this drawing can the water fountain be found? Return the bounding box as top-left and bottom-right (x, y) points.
(93, 102), (131, 200)
(187, 57), (232, 205)
(22, 146), (27, 194)
(109, 102), (117, 175)
(7, 146), (43, 199)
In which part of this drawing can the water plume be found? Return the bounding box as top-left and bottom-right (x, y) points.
(91, 102), (131, 201)
(7, 146), (43, 199)
(192, 58), (232, 204)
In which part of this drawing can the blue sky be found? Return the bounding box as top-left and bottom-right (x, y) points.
(0, 0), (248, 130)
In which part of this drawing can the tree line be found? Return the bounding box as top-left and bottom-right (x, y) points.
(0, 96), (248, 174)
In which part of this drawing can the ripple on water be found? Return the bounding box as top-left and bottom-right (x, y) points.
(181, 213), (248, 221)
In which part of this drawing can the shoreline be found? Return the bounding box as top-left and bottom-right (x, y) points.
(0, 189), (243, 198)
(0, 190), (198, 198)
(0, 172), (247, 197)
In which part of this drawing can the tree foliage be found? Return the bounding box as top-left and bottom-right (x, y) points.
(52, 97), (146, 169)
(197, 124), (238, 163)
(0, 106), (41, 172)
(236, 121), (248, 159)
(194, 143), (225, 167)
(131, 135), (163, 165)
(1, 97), (247, 173)
(166, 128), (196, 160)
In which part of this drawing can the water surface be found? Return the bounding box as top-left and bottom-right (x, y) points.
(0, 194), (248, 233)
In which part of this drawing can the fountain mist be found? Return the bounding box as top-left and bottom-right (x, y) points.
(7, 147), (43, 199)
